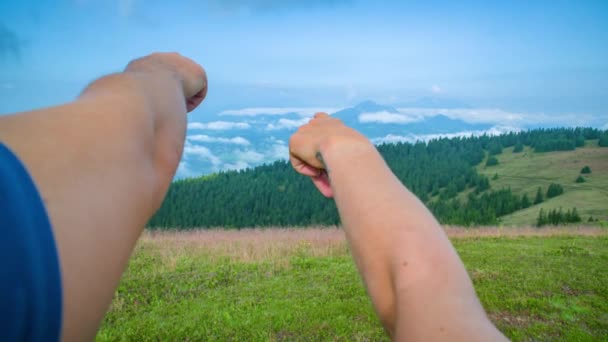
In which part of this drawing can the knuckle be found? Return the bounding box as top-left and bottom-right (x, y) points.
(288, 134), (296, 146)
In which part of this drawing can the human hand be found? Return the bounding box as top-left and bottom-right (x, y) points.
(125, 52), (208, 112)
(289, 113), (370, 198)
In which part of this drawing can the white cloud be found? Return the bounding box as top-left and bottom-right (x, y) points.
(187, 134), (250, 146)
(175, 161), (197, 179)
(371, 134), (416, 144)
(234, 150), (265, 163)
(371, 126), (520, 145)
(188, 121), (251, 130)
(266, 136), (286, 144)
(395, 107), (598, 127)
(431, 85), (442, 94)
(269, 143), (289, 160)
(220, 107), (341, 117)
(396, 107), (524, 125)
(228, 143), (288, 169)
(359, 111), (420, 124)
(183, 144), (222, 165)
(266, 118), (309, 130)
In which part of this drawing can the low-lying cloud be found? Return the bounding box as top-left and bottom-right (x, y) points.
(359, 111), (420, 124)
(220, 107), (341, 117)
(188, 121), (251, 130)
(266, 118), (309, 130)
(396, 107), (524, 125)
(395, 107), (600, 127)
(371, 126), (520, 145)
(187, 134), (250, 146)
(183, 144), (222, 166)
(233, 149), (266, 164)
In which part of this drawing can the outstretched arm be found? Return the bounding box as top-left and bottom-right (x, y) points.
(289, 113), (506, 341)
(0, 53), (207, 341)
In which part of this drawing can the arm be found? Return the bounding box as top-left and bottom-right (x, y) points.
(289, 113), (506, 341)
(0, 53), (207, 341)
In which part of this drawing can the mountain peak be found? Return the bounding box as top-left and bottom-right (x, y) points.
(353, 100), (399, 113)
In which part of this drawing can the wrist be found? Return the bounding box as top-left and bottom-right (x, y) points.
(319, 132), (375, 168)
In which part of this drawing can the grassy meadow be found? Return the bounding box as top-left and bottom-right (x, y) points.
(97, 227), (608, 341)
(478, 142), (608, 226)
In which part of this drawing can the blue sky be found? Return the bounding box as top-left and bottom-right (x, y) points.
(0, 0), (608, 177)
(1, 1), (608, 178)
(1, 0), (607, 118)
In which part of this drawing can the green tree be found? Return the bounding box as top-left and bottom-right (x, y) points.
(536, 208), (547, 227)
(521, 193), (531, 208)
(599, 133), (608, 147)
(576, 175), (586, 183)
(580, 165), (591, 174)
(570, 207), (581, 223)
(534, 187), (544, 204)
(546, 183), (564, 198)
(513, 141), (524, 153)
(486, 156), (499, 166)
(487, 142), (503, 155)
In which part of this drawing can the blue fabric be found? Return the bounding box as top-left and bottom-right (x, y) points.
(0, 143), (62, 342)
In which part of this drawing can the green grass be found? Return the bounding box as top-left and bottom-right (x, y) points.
(478, 142), (608, 226)
(97, 233), (608, 341)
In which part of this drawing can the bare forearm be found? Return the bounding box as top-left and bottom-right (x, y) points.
(0, 70), (187, 341)
(320, 139), (504, 340)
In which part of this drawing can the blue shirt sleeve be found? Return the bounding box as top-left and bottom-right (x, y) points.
(0, 143), (62, 342)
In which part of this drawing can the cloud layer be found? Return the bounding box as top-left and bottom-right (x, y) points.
(183, 144), (222, 166)
(359, 111), (419, 124)
(220, 107), (341, 117)
(371, 126), (520, 144)
(266, 118), (309, 130)
(187, 134), (250, 145)
(188, 121), (251, 130)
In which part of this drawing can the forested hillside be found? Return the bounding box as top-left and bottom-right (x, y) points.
(149, 128), (608, 229)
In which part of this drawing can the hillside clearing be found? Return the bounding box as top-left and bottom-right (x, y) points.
(478, 143), (608, 225)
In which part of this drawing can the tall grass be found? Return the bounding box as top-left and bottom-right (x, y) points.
(140, 226), (607, 262)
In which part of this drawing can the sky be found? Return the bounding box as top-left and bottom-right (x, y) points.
(1, 0), (607, 177)
(1, 0), (607, 115)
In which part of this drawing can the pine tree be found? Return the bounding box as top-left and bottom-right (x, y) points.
(570, 207), (581, 222)
(576, 175), (585, 183)
(521, 193), (531, 208)
(513, 142), (524, 153)
(537, 208), (547, 227)
(534, 187), (544, 204)
(546, 183), (564, 198)
(580, 166), (591, 174)
(599, 133), (608, 147)
(486, 156), (499, 166)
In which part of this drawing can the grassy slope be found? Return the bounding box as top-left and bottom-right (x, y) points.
(97, 233), (608, 341)
(477, 141), (608, 226)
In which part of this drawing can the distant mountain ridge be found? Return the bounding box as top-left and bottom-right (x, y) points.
(332, 100), (491, 136)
